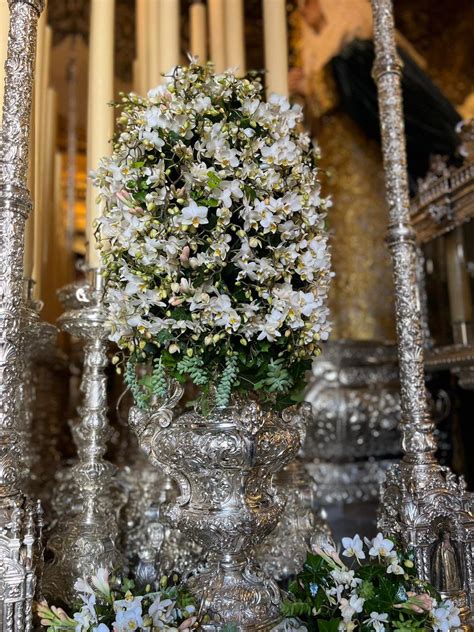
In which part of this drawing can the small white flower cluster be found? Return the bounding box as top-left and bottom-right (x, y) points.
(38, 569), (197, 632)
(95, 62), (331, 400)
(310, 534), (461, 632)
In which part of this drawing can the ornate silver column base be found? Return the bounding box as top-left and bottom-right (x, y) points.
(378, 465), (474, 624)
(42, 270), (121, 604)
(304, 341), (401, 505)
(0, 497), (43, 632)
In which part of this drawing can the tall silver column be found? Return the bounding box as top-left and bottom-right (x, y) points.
(0, 1), (45, 629)
(371, 0), (474, 620)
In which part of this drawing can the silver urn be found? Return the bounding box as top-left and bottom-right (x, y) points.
(130, 389), (305, 630)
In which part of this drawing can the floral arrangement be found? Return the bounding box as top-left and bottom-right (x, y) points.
(94, 62), (331, 409)
(282, 533), (461, 632)
(37, 569), (197, 632)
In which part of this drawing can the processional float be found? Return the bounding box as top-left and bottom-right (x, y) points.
(0, 0), (473, 629)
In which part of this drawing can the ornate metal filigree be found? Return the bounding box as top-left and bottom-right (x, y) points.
(256, 458), (333, 581)
(118, 445), (202, 586)
(130, 396), (304, 628)
(371, 0), (474, 620)
(0, 1), (45, 628)
(43, 270), (121, 604)
(304, 341), (401, 504)
(411, 141), (474, 245)
(17, 280), (66, 515)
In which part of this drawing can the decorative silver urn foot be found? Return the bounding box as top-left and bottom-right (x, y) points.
(191, 554), (281, 630)
(130, 394), (305, 630)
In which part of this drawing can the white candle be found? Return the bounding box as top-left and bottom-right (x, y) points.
(148, 0), (161, 87)
(135, 0), (149, 93)
(190, 0), (207, 64)
(0, 0), (10, 123)
(53, 151), (63, 251)
(446, 227), (473, 325)
(86, 0), (115, 269)
(263, 0), (289, 98)
(32, 15), (50, 297)
(42, 87), (57, 264)
(208, 0), (225, 73)
(225, 0), (245, 75)
(159, 0), (180, 80)
(40, 88), (58, 322)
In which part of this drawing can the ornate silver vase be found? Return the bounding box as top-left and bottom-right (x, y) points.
(130, 390), (305, 630)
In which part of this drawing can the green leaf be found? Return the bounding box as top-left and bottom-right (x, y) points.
(207, 171), (222, 189)
(170, 306), (192, 321)
(364, 575), (400, 613)
(359, 579), (375, 600)
(155, 330), (173, 344)
(318, 619), (341, 632)
(281, 600), (313, 618)
(243, 184), (256, 200)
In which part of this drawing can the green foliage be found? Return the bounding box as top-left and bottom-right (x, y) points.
(318, 619), (341, 632)
(281, 540), (451, 632)
(125, 357), (168, 407)
(254, 358), (294, 393)
(215, 354), (239, 407)
(124, 359), (148, 410)
(151, 357), (167, 398)
(220, 624), (239, 632)
(176, 355), (209, 386)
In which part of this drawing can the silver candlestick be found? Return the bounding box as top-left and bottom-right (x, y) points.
(42, 269), (121, 604)
(371, 0), (474, 623)
(0, 0), (45, 629)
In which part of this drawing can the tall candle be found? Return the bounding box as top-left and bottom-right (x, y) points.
(53, 151), (63, 252)
(225, 0), (245, 75)
(0, 0), (9, 122)
(42, 87), (57, 267)
(190, 0), (207, 64)
(40, 88), (58, 322)
(263, 0), (289, 98)
(445, 227), (473, 327)
(135, 0), (149, 93)
(148, 0), (161, 87)
(208, 0), (225, 73)
(86, 0), (115, 269)
(159, 0), (180, 80)
(44, 150), (65, 323)
(32, 14), (49, 297)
